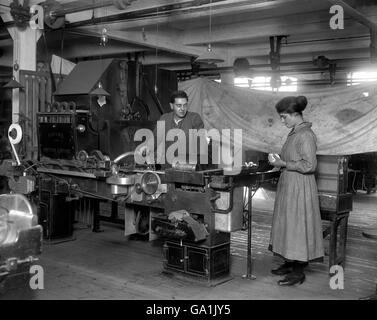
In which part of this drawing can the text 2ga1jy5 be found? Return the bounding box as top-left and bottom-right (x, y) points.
(146, 304), (231, 317)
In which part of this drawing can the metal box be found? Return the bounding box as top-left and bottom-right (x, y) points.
(318, 193), (353, 213)
(39, 191), (74, 240)
(163, 241), (230, 280)
(316, 155), (353, 213)
(214, 187), (244, 232)
(316, 155), (349, 194)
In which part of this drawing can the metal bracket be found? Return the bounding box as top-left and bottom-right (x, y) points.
(370, 29), (377, 63)
(269, 35), (288, 71)
(269, 35), (288, 89)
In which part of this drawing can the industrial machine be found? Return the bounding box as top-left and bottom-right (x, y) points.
(0, 135), (279, 282)
(0, 193), (42, 293)
(2, 56), (274, 282)
(0, 56), (352, 284)
(0, 124), (352, 282)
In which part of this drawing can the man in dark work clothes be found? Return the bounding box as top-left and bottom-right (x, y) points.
(155, 90), (208, 168)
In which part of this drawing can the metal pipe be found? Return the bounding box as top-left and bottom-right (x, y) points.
(64, 0), (230, 29)
(113, 151), (135, 164)
(50, 1), (114, 18)
(176, 64), (371, 76)
(50, 0), (137, 18)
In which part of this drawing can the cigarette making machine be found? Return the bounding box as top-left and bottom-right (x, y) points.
(0, 57), (282, 283)
(1, 138), (279, 283)
(107, 160), (280, 282)
(154, 165), (243, 281)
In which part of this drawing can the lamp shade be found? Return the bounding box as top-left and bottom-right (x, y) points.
(195, 44), (224, 65)
(90, 82), (110, 96)
(3, 77), (24, 89)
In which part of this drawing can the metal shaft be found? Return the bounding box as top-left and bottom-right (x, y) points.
(247, 186), (253, 277)
(64, 0), (229, 29)
(50, 0), (137, 18)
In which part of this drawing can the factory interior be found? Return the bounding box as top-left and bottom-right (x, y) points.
(1, 0), (377, 303)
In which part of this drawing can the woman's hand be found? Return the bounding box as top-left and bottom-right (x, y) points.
(268, 153), (286, 167)
(271, 158), (286, 167)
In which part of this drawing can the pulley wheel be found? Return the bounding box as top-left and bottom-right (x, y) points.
(113, 0), (135, 10)
(42, 0), (65, 29)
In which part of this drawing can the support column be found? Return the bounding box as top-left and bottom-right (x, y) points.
(1, 2), (42, 124)
(219, 50), (234, 85)
(220, 71), (234, 86)
(7, 26), (41, 123)
(370, 29), (377, 63)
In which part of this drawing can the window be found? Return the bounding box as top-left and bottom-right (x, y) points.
(232, 76), (298, 92)
(214, 76), (298, 92)
(347, 71), (377, 86)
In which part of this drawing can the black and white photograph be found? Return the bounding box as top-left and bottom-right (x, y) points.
(0, 0), (377, 307)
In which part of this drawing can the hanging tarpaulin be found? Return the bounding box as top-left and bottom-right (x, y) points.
(50, 55), (76, 76)
(179, 78), (377, 155)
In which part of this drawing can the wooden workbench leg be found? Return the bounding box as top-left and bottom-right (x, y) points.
(92, 199), (101, 233)
(339, 215), (349, 268)
(329, 219), (338, 270)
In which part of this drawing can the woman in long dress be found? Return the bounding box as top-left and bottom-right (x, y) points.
(268, 96), (324, 286)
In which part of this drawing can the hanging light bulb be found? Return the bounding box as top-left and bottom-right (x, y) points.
(154, 8), (159, 95)
(90, 81), (110, 107)
(195, 43), (224, 65)
(195, 1), (224, 65)
(3, 76), (24, 89)
(100, 27), (109, 47)
(3, 62), (24, 89)
(90, 81), (110, 96)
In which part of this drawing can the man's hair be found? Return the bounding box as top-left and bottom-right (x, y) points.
(170, 90), (188, 103)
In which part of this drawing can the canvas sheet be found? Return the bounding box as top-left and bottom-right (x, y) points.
(179, 78), (377, 155)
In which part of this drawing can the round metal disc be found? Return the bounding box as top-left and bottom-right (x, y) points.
(43, 0), (65, 29)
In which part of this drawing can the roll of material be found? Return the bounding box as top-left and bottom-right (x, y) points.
(172, 162), (197, 171)
(8, 124), (23, 145)
(8, 124), (22, 165)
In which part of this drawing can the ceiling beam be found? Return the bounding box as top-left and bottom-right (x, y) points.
(183, 11), (375, 46)
(230, 37), (371, 58)
(99, 0), (326, 31)
(50, 43), (150, 60)
(63, 0), (230, 28)
(73, 26), (229, 60)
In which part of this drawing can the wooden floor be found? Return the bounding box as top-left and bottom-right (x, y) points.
(1, 189), (377, 300)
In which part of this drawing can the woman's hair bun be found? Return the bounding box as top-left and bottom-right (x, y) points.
(295, 96), (307, 112)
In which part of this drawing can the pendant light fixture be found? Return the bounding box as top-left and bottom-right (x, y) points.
(90, 81), (110, 107)
(100, 27), (108, 47)
(3, 76), (24, 89)
(90, 81), (110, 97)
(195, 0), (224, 65)
(154, 7), (159, 95)
(91, 3), (110, 106)
(3, 36), (24, 89)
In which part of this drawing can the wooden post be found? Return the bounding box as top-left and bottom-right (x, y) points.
(220, 71), (234, 86)
(5, 19), (42, 123)
(370, 29), (377, 63)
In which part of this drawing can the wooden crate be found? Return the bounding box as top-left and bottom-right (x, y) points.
(316, 155), (349, 194)
(316, 155), (353, 271)
(317, 155), (353, 213)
